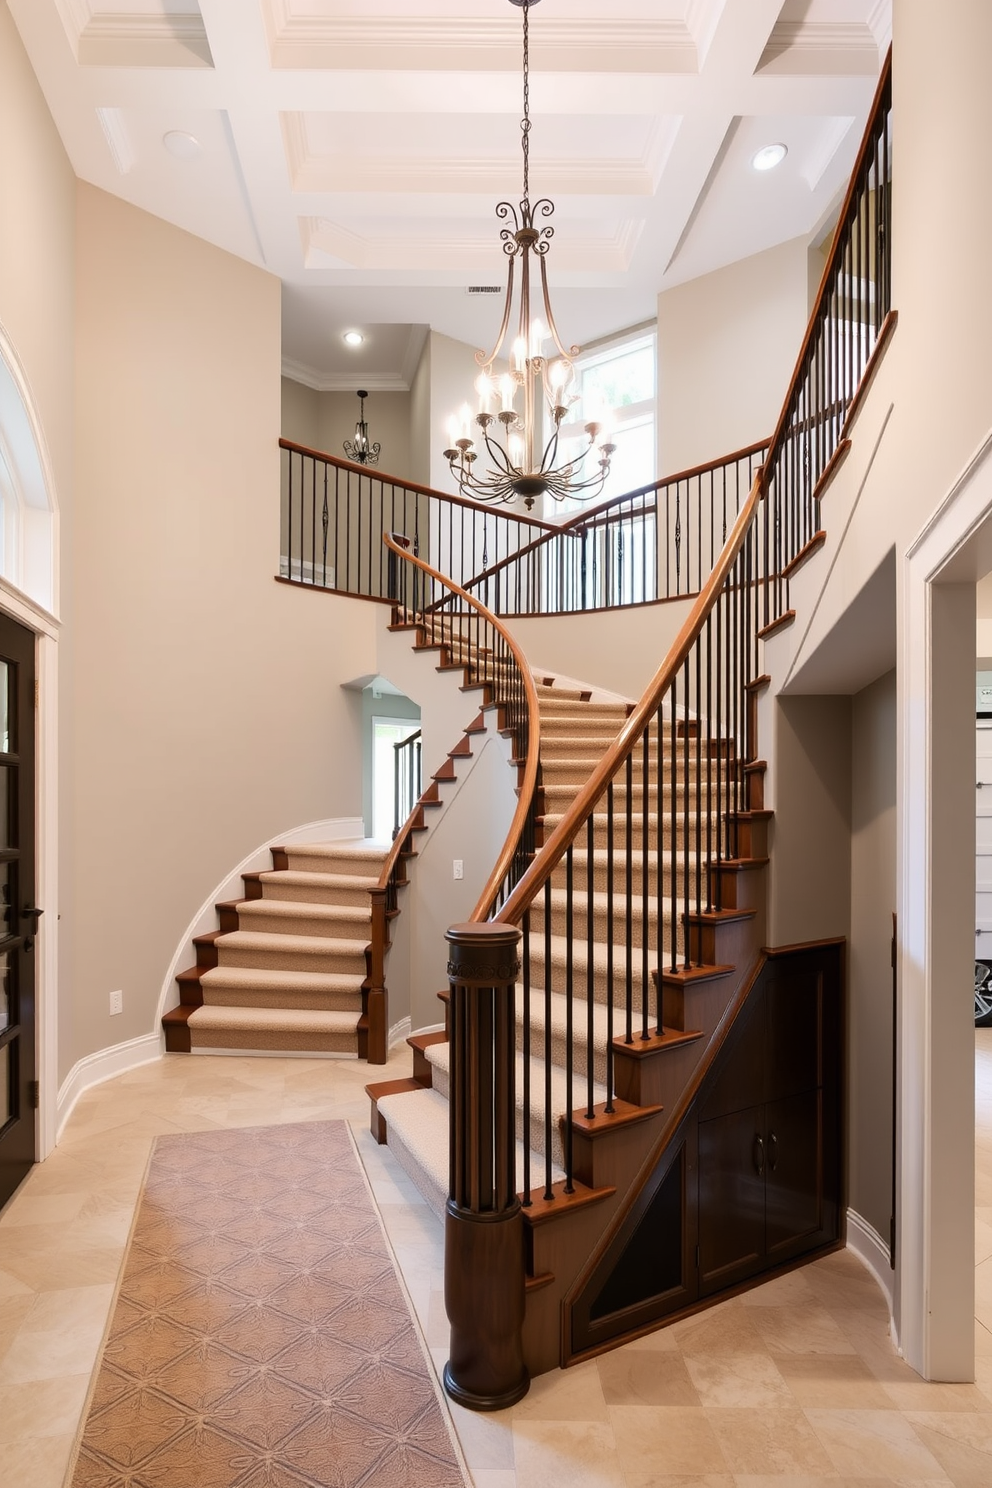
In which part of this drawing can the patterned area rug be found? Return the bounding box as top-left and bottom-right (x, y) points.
(68, 1121), (469, 1488)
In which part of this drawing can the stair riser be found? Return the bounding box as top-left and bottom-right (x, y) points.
(200, 988), (363, 1013)
(532, 901), (693, 950)
(428, 1061), (570, 1172)
(190, 1029), (358, 1054)
(523, 945), (684, 1004)
(282, 851), (384, 876)
(541, 820), (720, 851)
(260, 882), (374, 907)
(218, 945), (367, 975)
(237, 908), (371, 940)
(515, 1012), (652, 1087)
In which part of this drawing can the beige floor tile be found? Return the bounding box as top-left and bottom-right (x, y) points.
(974, 1318), (992, 1356)
(0, 1193), (89, 1229)
(609, 1404), (727, 1477)
(775, 1353), (896, 1409)
(469, 1472), (518, 1488)
(0, 1430), (77, 1488)
(624, 1477), (733, 1488)
(903, 1412), (992, 1487)
(449, 1398), (517, 1469)
(513, 1359), (609, 1421)
(804, 1408), (950, 1479)
(881, 1379), (989, 1412)
(597, 1349), (700, 1408)
(0, 1315), (106, 1384)
(0, 1372), (91, 1441)
(513, 1420), (622, 1488)
(671, 1300), (766, 1356)
(746, 1304), (858, 1357)
(684, 1351), (793, 1408)
(23, 1283), (115, 1335)
(739, 1268), (817, 1308)
(706, 1406), (834, 1475)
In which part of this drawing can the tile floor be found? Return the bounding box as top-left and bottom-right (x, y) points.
(0, 1035), (990, 1488)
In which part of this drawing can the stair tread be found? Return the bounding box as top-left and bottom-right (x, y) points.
(188, 1006), (359, 1032)
(216, 930), (369, 954)
(259, 870), (379, 890)
(201, 966), (365, 992)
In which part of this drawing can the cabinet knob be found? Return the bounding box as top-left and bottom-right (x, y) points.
(768, 1132), (778, 1172)
(753, 1134), (765, 1175)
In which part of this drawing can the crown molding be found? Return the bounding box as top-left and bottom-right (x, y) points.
(66, 8), (213, 67)
(290, 154), (656, 199)
(96, 106), (135, 176)
(281, 358), (411, 395)
(266, 8), (697, 74)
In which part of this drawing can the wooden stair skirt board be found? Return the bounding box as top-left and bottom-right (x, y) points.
(163, 839), (388, 1059)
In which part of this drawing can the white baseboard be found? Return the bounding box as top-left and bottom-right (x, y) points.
(57, 1032), (163, 1141)
(847, 1206), (895, 1317)
(389, 1016), (412, 1048)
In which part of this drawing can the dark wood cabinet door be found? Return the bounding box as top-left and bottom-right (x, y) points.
(764, 1089), (824, 1263)
(698, 1105), (765, 1294)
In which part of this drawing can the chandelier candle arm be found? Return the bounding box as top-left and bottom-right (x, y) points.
(441, 0), (617, 510)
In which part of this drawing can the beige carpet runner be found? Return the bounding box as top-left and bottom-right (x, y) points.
(67, 1121), (469, 1488)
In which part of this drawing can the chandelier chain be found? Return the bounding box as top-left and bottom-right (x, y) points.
(521, 0), (530, 205)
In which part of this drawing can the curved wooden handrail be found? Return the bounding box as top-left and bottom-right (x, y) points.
(494, 467), (764, 927)
(763, 48), (891, 480)
(374, 533), (542, 924)
(279, 438), (559, 532)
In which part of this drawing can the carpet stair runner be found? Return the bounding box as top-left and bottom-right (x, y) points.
(163, 840), (389, 1056)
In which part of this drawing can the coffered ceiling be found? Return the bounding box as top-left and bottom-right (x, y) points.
(8, 0), (891, 389)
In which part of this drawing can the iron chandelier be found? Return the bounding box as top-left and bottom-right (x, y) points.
(443, 0), (616, 510)
(343, 390), (380, 466)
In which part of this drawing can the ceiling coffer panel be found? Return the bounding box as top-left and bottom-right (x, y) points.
(282, 111), (674, 198)
(56, 1), (213, 67)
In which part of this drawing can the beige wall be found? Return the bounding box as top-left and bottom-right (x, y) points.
(849, 668), (896, 1245)
(71, 184), (378, 1078)
(657, 237), (809, 474)
(280, 380), (412, 484)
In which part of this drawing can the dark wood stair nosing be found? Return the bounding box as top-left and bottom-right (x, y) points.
(521, 1180), (617, 1228)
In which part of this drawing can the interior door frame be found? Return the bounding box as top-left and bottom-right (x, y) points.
(0, 583), (59, 1166)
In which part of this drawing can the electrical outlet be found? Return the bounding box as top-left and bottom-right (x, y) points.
(453, 859), (464, 880)
(109, 989), (123, 1016)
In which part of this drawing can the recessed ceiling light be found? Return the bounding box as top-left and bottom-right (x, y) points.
(162, 130), (202, 160)
(343, 331), (365, 347)
(751, 143), (788, 173)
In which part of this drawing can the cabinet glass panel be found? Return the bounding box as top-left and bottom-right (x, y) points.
(0, 661), (9, 754)
(0, 953), (11, 1033)
(0, 1043), (10, 1123)
(0, 769), (10, 850)
(0, 862), (14, 941)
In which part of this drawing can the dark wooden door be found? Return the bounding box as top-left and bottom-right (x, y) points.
(764, 1089), (823, 1261)
(698, 1105), (765, 1293)
(0, 614), (37, 1210)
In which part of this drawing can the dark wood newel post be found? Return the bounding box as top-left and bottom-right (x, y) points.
(365, 889), (389, 1065)
(443, 921), (529, 1411)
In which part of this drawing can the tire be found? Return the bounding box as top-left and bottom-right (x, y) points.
(976, 961), (992, 1027)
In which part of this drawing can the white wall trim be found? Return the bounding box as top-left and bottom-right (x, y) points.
(897, 428), (990, 1380)
(847, 1207), (895, 1316)
(155, 816), (365, 1025)
(56, 1032), (162, 1141)
(389, 1015), (411, 1049)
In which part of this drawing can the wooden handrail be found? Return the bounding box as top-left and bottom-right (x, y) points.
(763, 48), (891, 479)
(494, 469), (763, 927)
(279, 438), (559, 532)
(374, 533), (542, 926)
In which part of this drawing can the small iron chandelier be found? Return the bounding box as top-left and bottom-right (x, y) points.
(443, 0), (615, 511)
(343, 390), (380, 466)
